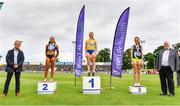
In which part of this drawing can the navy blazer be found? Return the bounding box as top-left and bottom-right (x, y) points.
(5, 49), (25, 72)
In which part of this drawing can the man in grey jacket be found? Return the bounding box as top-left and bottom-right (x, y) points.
(156, 41), (179, 97)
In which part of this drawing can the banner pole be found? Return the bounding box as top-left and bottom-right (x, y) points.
(110, 71), (112, 87)
(72, 41), (77, 86)
(75, 73), (77, 86)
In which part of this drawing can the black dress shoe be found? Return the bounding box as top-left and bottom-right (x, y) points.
(168, 93), (175, 97)
(16, 93), (21, 96)
(160, 93), (167, 96)
(87, 73), (90, 76)
(92, 73), (95, 76)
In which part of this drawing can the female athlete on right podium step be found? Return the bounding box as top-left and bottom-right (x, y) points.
(131, 36), (143, 87)
(85, 32), (97, 76)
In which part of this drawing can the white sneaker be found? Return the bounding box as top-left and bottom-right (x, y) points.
(43, 78), (47, 82)
(50, 78), (53, 82)
(134, 83), (137, 87)
(137, 83), (141, 87)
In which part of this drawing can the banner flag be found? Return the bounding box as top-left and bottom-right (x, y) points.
(111, 7), (130, 78)
(75, 5), (85, 77)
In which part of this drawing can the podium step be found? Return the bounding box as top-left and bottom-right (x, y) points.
(129, 86), (147, 94)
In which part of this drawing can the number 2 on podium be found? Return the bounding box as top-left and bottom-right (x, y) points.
(43, 84), (48, 90)
(89, 78), (94, 88)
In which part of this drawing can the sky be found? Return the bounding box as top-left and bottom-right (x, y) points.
(0, 0), (180, 63)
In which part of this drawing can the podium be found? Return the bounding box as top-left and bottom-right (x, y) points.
(83, 76), (101, 94)
(129, 86), (147, 94)
(37, 81), (57, 94)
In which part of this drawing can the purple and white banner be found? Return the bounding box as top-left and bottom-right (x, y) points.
(111, 7), (130, 78)
(0, 2), (3, 10)
(75, 5), (85, 77)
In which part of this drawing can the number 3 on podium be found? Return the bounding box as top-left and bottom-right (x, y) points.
(89, 78), (94, 88)
(43, 84), (48, 90)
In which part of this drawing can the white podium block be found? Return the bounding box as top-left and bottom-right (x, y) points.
(83, 76), (101, 94)
(129, 86), (147, 94)
(37, 81), (57, 94)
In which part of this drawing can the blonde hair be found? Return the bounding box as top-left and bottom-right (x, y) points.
(89, 32), (95, 40)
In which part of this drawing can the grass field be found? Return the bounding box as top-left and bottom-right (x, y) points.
(0, 72), (180, 105)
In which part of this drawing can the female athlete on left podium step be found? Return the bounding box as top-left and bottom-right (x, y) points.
(44, 36), (59, 82)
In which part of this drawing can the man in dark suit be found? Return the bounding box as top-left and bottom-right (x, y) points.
(2, 40), (24, 96)
(156, 41), (179, 97)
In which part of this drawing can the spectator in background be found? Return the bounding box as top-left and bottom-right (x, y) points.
(176, 48), (180, 87)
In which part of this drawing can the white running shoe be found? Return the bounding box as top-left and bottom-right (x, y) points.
(137, 83), (141, 87)
(43, 78), (48, 82)
(134, 83), (138, 87)
(50, 78), (53, 82)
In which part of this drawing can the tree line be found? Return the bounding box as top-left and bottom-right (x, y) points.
(96, 43), (180, 70)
